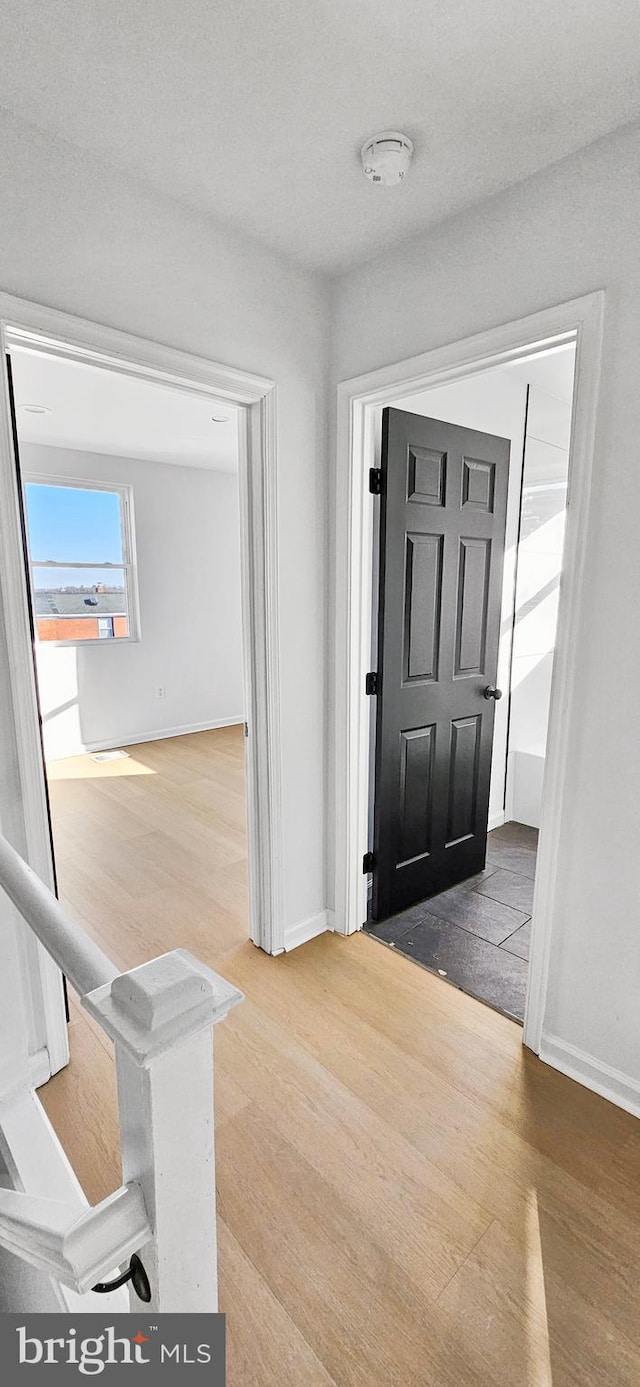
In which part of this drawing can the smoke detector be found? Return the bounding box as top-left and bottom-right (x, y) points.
(361, 131), (414, 186)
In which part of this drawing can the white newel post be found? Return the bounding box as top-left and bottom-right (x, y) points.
(84, 949), (243, 1314)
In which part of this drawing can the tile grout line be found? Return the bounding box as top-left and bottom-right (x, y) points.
(388, 901), (528, 949)
(499, 915), (532, 945)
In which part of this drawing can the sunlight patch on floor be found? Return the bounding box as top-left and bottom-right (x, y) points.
(46, 753), (156, 781)
(526, 1188), (553, 1386)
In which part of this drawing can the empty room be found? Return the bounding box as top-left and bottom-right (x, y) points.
(10, 345), (251, 971)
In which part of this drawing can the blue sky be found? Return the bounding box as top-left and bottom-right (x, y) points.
(24, 483), (124, 589)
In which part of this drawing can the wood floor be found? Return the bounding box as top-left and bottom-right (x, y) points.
(45, 726), (250, 965)
(40, 729), (640, 1386)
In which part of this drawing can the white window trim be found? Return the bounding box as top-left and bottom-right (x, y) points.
(23, 473), (141, 647)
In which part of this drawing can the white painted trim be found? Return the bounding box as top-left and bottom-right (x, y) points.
(0, 1088), (128, 1310)
(283, 910), (332, 952)
(0, 1181), (151, 1293)
(0, 325), (69, 1082)
(333, 293), (604, 1067)
(488, 810), (506, 832)
(539, 1034), (640, 1120)
(70, 716), (245, 755)
(86, 949), (243, 1312)
(238, 385), (285, 957)
(522, 302), (603, 1053)
(0, 292), (286, 1085)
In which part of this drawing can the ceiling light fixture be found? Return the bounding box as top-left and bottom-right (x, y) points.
(22, 404), (52, 415)
(361, 131), (414, 186)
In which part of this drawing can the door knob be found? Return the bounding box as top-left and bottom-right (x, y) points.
(483, 685), (503, 700)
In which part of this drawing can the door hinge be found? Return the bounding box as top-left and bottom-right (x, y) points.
(363, 851), (376, 874)
(365, 671), (380, 696)
(369, 467), (383, 495)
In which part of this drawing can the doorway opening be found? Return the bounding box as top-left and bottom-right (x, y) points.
(365, 341), (577, 1023)
(9, 343), (253, 978)
(333, 293), (604, 1053)
(0, 294), (283, 1079)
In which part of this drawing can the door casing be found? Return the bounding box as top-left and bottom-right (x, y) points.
(0, 292), (286, 1082)
(332, 292), (604, 1055)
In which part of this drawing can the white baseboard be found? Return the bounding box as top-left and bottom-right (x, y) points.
(283, 910), (332, 952)
(488, 810), (506, 831)
(72, 717), (245, 757)
(539, 1033), (640, 1119)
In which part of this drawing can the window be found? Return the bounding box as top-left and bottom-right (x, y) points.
(23, 479), (138, 644)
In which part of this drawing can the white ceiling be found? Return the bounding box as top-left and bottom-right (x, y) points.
(11, 349), (239, 470)
(0, 2), (639, 272)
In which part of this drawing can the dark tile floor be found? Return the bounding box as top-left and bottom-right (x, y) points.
(366, 821), (538, 1023)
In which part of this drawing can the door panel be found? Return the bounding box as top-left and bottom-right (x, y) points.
(371, 407), (510, 920)
(398, 724), (435, 865)
(454, 537), (491, 677)
(447, 715), (481, 845)
(403, 533), (442, 682)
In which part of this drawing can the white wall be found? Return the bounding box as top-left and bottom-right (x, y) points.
(393, 370), (528, 827)
(332, 120), (640, 1101)
(21, 443), (244, 759)
(0, 109), (329, 934)
(508, 386), (571, 827)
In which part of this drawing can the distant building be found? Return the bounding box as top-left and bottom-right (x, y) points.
(34, 590), (128, 641)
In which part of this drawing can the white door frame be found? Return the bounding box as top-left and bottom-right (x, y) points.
(333, 292), (604, 1054)
(0, 291), (284, 1079)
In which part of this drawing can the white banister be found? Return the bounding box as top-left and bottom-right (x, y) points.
(0, 1183), (151, 1293)
(84, 949), (242, 1311)
(0, 830), (244, 1312)
(0, 832), (117, 996)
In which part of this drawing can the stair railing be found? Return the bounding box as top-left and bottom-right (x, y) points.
(0, 830), (243, 1311)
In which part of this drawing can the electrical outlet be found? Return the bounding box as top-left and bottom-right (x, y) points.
(156, 686), (165, 699)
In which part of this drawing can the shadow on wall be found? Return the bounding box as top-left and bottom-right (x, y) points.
(492, 480), (567, 828)
(36, 643), (84, 760)
(507, 480), (567, 788)
(35, 639), (157, 761)
(35, 639), (170, 761)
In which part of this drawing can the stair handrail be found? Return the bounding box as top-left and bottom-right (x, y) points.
(0, 829), (243, 1311)
(0, 831), (117, 996)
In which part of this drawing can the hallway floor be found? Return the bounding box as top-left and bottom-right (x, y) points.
(37, 752), (640, 1386)
(367, 822), (537, 1022)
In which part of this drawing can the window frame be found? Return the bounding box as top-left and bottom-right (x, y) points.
(23, 473), (141, 647)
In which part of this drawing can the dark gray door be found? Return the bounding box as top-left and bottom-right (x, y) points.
(371, 407), (510, 921)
